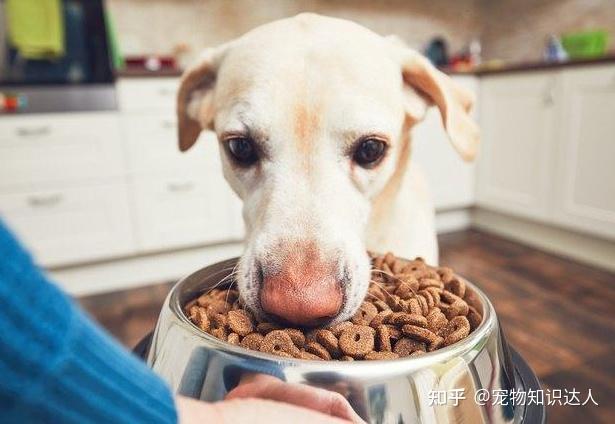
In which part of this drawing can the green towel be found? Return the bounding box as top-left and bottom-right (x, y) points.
(6, 0), (65, 59)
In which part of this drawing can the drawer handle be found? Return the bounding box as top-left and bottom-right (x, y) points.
(27, 193), (63, 207)
(16, 126), (51, 137)
(167, 181), (195, 192)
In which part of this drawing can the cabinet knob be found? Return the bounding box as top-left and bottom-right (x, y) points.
(16, 126), (51, 137)
(27, 193), (63, 207)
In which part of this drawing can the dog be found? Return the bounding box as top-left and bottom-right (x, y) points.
(176, 14), (478, 327)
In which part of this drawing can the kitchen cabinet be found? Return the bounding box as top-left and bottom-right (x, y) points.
(476, 65), (615, 240)
(0, 113), (126, 190)
(551, 66), (615, 239)
(0, 182), (135, 266)
(412, 75), (479, 210)
(119, 78), (244, 251)
(476, 72), (557, 220)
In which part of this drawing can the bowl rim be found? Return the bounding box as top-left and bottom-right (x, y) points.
(168, 257), (497, 369)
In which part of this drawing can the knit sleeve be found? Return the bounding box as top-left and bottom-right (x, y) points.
(0, 220), (177, 424)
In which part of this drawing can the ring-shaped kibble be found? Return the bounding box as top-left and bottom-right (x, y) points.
(283, 328), (306, 348)
(240, 333), (264, 350)
(328, 321), (353, 338)
(339, 325), (375, 358)
(260, 330), (300, 356)
(370, 310), (393, 327)
(305, 341), (332, 360)
(392, 337), (426, 356)
(443, 316), (471, 346)
(388, 312), (428, 328)
(401, 324), (438, 344)
(351, 301), (378, 325)
(227, 310), (254, 336)
(376, 325), (392, 352)
(314, 329), (340, 358)
(445, 278), (466, 298)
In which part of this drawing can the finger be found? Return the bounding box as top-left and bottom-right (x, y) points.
(226, 374), (364, 423)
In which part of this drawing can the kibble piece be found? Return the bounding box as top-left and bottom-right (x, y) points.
(441, 316), (471, 346)
(340, 355), (355, 361)
(299, 350), (324, 361)
(227, 333), (240, 345)
(376, 325), (392, 352)
(305, 341), (332, 360)
(284, 328), (306, 348)
(211, 327), (227, 340)
(416, 295), (429, 315)
(426, 308), (448, 334)
(393, 337), (426, 356)
(365, 351), (400, 360)
(206, 300), (231, 317)
(437, 267), (455, 284)
(370, 310), (393, 327)
(260, 330), (300, 356)
(373, 299), (391, 312)
(388, 312), (428, 327)
(313, 329), (341, 358)
(189, 306), (210, 332)
(328, 321), (353, 338)
(339, 325), (375, 358)
(351, 302), (378, 326)
(227, 310), (254, 336)
(402, 324), (439, 344)
(240, 333), (264, 350)
(445, 278), (466, 298)
(467, 306), (482, 331)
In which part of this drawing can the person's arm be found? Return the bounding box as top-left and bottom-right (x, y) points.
(0, 220), (176, 423)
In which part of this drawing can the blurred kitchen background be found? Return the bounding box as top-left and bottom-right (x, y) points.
(0, 1), (614, 422)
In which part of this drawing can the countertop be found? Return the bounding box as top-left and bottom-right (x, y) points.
(115, 55), (615, 79)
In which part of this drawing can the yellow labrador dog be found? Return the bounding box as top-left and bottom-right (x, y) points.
(177, 14), (478, 326)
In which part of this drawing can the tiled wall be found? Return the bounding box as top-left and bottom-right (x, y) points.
(107, 0), (615, 64)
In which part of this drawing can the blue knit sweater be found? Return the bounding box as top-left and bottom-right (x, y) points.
(0, 219), (177, 423)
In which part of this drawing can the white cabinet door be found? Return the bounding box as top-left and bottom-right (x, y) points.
(130, 142), (243, 251)
(122, 113), (215, 174)
(476, 73), (558, 221)
(117, 78), (179, 112)
(552, 66), (615, 239)
(0, 113), (126, 190)
(412, 76), (478, 210)
(0, 182), (136, 266)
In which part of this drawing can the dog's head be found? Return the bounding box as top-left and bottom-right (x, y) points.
(177, 14), (478, 326)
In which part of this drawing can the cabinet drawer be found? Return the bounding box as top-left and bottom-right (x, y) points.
(122, 113), (220, 173)
(117, 78), (179, 112)
(0, 183), (136, 266)
(132, 173), (242, 251)
(0, 113), (125, 190)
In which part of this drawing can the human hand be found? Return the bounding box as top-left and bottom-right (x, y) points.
(176, 395), (352, 423)
(225, 374), (365, 423)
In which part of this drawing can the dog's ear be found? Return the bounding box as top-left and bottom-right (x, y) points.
(389, 39), (479, 161)
(177, 45), (227, 152)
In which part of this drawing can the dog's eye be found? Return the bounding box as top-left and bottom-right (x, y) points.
(352, 138), (387, 168)
(226, 136), (258, 166)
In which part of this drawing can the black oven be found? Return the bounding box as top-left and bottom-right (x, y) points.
(0, 0), (116, 113)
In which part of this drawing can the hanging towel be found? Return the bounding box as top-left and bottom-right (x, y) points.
(5, 0), (65, 59)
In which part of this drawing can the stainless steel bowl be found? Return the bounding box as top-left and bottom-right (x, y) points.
(147, 258), (530, 423)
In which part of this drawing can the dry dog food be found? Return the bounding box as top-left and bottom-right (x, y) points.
(185, 252), (483, 361)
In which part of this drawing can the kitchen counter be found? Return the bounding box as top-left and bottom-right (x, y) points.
(115, 55), (615, 79)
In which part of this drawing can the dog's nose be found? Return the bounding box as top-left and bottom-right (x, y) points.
(259, 249), (343, 326)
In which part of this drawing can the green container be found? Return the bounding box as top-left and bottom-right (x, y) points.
(561, 30), (610, 59)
